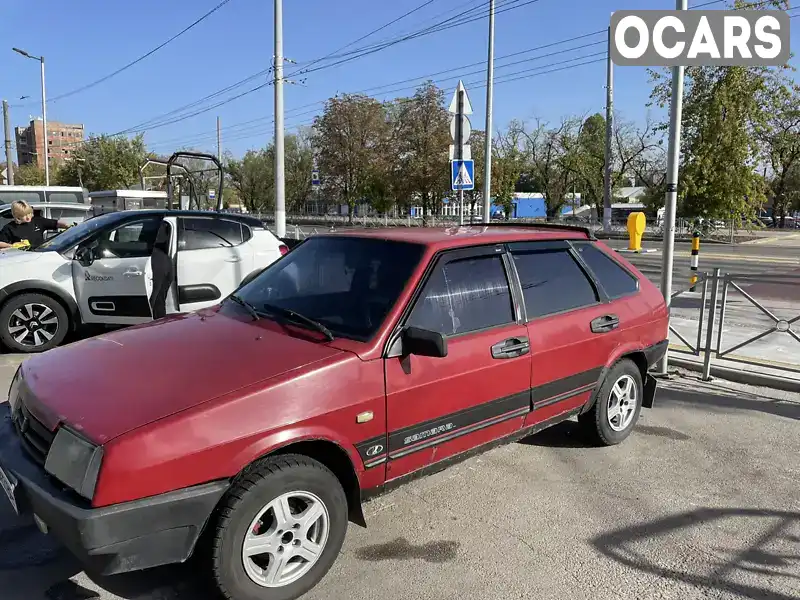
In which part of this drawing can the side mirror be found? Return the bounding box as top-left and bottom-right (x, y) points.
(402, 326), (447, 358)
(75, 246), (94, 267)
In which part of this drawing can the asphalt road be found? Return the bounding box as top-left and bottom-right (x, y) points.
(0, 357), (798, 600)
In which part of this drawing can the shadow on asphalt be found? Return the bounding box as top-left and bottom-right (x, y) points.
(592, 508), (800, 600)
(657, 385), (800, 421)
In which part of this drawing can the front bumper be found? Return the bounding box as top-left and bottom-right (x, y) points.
(0, 403), (229, 575)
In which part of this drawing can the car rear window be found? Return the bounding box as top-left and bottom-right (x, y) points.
(573, 242), (638, 299)
(511, 247), (599, 319)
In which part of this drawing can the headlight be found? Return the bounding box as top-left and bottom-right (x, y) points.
(7, 367), (21, 413)
(44, 427), (103, 500)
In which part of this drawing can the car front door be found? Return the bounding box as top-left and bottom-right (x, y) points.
(72, 215), (165, 325)
(507, 240), (633, 426)
(383, 245), (531, 483)
(175, 216), (254, 312)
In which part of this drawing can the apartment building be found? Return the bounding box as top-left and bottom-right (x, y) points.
(15, 119), (84, 168)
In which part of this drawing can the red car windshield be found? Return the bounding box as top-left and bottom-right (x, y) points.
(234, 236), (425, 341)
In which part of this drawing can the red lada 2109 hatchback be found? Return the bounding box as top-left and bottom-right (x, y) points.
(0, 224), (669, 600)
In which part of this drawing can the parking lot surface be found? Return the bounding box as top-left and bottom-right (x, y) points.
(0, 354), (797, 600)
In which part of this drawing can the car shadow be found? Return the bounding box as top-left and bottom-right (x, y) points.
(0, 504), (221, 600)
(592, 507), (800, 600)
(518, 420), (596, 449)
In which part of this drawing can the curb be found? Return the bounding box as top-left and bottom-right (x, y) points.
(668, 355), (800, 393)
(616, 248), (659, 254)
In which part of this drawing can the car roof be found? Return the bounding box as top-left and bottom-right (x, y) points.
(96, 209), (266, 229)
(325, 223), (594, 250)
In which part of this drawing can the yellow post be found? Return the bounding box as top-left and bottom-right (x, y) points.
(627, 212), (646, 251)
(690, 234), (700, 291)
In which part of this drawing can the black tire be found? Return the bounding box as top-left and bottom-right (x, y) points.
(0, 293), (69, 353)
(212, 454), (348, 600)
(579, 359), (643, 446)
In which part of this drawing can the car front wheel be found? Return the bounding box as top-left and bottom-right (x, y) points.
(579, 359), (643, 446)
(0, 293), (69, 353)
(212, 454), (348, 600)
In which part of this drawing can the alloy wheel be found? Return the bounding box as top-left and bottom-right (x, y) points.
(241, 491), (330, 588)
(6, 303), (60, 348)
(607, 374), (637, 432)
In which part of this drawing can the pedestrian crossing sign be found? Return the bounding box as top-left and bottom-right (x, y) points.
(451, 159), (474, 191)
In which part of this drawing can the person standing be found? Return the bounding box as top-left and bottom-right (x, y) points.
(0, 200), (70, 249)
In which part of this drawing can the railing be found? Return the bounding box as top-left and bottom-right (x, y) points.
(669, 268), (800, 381)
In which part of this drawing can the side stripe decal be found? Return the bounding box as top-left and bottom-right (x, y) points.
(357, 367), (602, 469)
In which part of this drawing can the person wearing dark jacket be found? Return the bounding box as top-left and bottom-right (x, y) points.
(0, 200), (69, 249)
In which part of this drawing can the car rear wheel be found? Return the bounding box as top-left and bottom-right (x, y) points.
(579, 359), (643, 446)
(0, 293), (69, 353)
(212, 454), (348, 600)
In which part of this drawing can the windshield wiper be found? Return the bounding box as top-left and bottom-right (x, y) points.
(262, 303), (334, 341)
(228, 294), (260, 321)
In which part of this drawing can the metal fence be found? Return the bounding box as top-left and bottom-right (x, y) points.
(668, 269), (800, 381)
(258, 212), (770, 243)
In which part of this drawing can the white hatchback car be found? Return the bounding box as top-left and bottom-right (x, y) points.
(0, 209), (288, 353)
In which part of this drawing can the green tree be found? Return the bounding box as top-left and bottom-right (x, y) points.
(523, 118), (576, 219)
(761, 80), (800, 228)
(393, 82), (450, 224)
(492, 121), (526, 220)
(284, 130), (315, 214)
(57, 134), (148, 191)
(313, 94), (389, 223)
(649, 0), (790, 220)
(226, 148), (273, 213)
(15, 163), (47, 186)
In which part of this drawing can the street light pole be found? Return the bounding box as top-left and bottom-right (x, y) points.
(40, 56), (49, 186)
(13, 47), (49, 185)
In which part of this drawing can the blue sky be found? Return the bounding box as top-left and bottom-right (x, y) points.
(0, 0), (796, 158)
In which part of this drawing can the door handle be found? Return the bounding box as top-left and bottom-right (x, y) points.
(124, 269), (143, 277)
(590, 314), (619, 333)
(491, 337), (530, 359)
(225, 257), (242, 263)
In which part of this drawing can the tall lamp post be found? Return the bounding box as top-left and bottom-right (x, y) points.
(13, 47), (49, 185)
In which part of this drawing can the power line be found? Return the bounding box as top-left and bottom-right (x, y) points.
(149, 51), (606, 150)
(65, 0), (539, 145)
(296, 0), (447, 74)
(15, 0), (235, 108)
(147, 36), (607, 148)
(287, 0), (542, 79)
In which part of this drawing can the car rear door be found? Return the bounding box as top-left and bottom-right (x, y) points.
(175, 216), (254, 312)
(384, 244), (531, 482)
(507, 240), (639, 425)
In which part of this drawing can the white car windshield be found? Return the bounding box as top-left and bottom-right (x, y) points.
(34, 212), (125, 253)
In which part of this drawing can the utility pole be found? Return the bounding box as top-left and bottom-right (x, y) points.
(39, 56), (49, 186)
(216, 116), (222, 162)
(481, 0), (495, 224)
(659, 0), (688, 374)
(3, 100), (13, 185)
(603, 26), (614, 232)
(274, 0), (286, 238)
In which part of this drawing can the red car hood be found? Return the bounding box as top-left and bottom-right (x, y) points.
(20, 309), (343, 444)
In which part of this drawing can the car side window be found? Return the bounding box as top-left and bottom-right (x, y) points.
(83, 217), (162, 259)
(178, 217), (244, 251)
(407, 254), (514, 336)
(49, 208), (88, 223)
(512, 248), (598, 319)
(573, 242), (639, 298)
